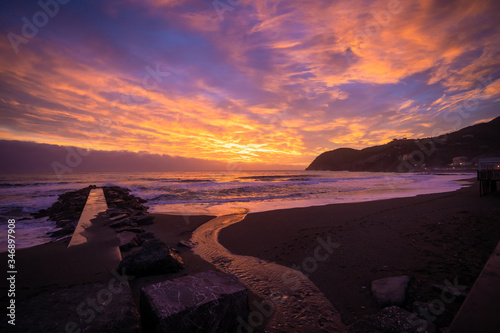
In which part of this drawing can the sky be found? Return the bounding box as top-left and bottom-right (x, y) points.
(1, 0), (500, 169)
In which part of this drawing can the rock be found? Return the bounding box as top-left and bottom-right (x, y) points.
(117, 231), (142, 252)
(371, 275), (411, 306)
(140, 271), (248, 333)
(131, 211), (146, 217)
(36, 185), (152, 240)
(106, 208), (129, 218)
(103, 186), (149, 212)
(55, 219), (74, 228)
(110, 218), (137, 229)
(348, 306), (437, 333)
(177, 240), (195, 248)
(120, 241), (140, 252)
(137, 232), (155, 242)
(115, 227), (145, 233)
(135, 214), (154, 225)
(34, 186), (94, 237)
(47, 223), (75, 237)
(118, 239), (183, 277)
(117, 231), (138, 246)
(109, 213), (129, 221)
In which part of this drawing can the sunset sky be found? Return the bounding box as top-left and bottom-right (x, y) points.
(1, 0), (500, 168)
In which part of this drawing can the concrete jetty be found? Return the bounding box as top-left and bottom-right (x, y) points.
(67, 187), (123, 276)
(68, 188), (109, 247)
(449, 241), (500, 332)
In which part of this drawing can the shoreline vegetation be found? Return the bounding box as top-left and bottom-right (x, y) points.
(1, 180), (499, 331)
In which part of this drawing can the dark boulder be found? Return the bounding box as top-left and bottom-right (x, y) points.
(47, 223), (75, 238)
(117, 231), (143, 252)
(110, 218), (137, 229)
(35, 186), (93, 238)
(140, 271), (248, 333)
(115, 226), (144, 233)
(118, 239), (183, 277)
(135, 214), (154, 226)
(137, 232), (155, 242)
(371, 275), (411, 306)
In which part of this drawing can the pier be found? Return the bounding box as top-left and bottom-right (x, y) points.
(477, 158), (500, 196)
(68, 188), (110, 247)
(67, 187), (123, 276)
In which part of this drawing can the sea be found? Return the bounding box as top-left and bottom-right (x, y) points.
(0, 170), (474, 252)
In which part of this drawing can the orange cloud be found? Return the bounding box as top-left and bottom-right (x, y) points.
(1, 0), (499, 168)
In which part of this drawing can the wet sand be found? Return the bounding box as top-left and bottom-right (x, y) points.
(219, 180), (500, 325)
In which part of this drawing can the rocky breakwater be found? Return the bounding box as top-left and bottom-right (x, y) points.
(33, 185), (95, 238)
(100, 186), (185, 277)
(29, 185), (248, 332)
(34, 184), (184, 274)
(103, 187), (250, 332)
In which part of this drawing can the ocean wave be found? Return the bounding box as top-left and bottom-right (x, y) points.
(237, 174), (317, 181)
(338, 187), (366, 193)
(0, 181), (75, 188)
(180, 178), (214, 183)
(149, 192), (305, 206)
(135, 177), (215, 183)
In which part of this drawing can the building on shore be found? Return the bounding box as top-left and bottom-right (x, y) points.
(477, 158), (500, 196)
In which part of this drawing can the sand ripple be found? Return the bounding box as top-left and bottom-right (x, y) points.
(191, 214), (346, 332)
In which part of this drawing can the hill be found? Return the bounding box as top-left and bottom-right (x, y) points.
(306, 116), (500, 172)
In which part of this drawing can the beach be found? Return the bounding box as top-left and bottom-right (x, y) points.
(3, 0), (500, 330)
(1, 179), (499, 331)
(219, 180), (500, 326)
(0, 214), (217, 332)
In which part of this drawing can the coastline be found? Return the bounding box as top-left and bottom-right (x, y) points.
(219, 180), (500, 326)
(2, 179), (499, 331)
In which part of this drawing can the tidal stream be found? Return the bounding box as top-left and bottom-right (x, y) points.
(191, 213), (346, 332)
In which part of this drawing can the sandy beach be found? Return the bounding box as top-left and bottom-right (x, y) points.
(219, 180), (500, 326)
(1, 179), (499, 331)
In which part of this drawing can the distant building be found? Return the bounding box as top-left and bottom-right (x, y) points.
(452, 156), (470, 167)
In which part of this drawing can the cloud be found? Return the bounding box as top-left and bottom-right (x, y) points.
(0, 0), (499, 168)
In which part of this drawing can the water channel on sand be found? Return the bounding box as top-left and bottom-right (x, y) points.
(191, 213), (346, 332)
